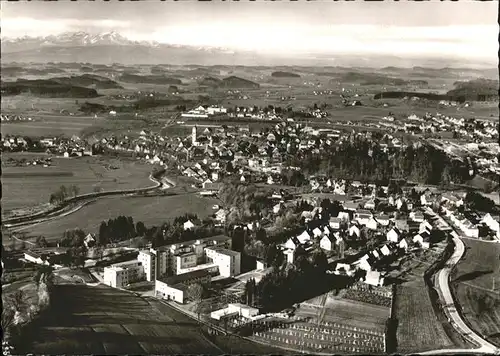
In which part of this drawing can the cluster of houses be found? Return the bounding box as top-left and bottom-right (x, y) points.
(1, 134), (95, 157)
(439, 194), (500, 240)
(2, 135), (29, 151)
(276, 194), (453, 287)
(4, 156), (52, 167)
(1, 114), (33, 122)
(377, 112), (499, 141)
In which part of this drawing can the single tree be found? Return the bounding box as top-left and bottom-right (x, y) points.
(187, 283), (204, 323)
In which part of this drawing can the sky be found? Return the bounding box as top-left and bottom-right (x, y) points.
(1, 1), (498, 61)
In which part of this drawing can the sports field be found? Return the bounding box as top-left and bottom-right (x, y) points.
(2, 154), (154, 215)
(14, 194), (220, 242)
(452, 239), (500, 347)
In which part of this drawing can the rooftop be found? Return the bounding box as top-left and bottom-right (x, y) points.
(206, 247), (240, 257)
(157, 268), (211, 286)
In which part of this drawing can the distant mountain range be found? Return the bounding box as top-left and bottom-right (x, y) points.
(1, 31), (496, 69)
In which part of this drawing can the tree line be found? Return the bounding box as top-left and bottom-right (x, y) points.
(49, 185), (80, 204)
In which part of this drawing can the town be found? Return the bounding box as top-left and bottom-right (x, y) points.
(2, 1), (499, 354)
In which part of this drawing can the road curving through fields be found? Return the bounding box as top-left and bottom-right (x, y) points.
(4, 171), (170, 231)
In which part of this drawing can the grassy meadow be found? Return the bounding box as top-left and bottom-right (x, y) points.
(2, 154), (153, 215)
(452, 239), (500, 347)
(13, 194), (221, 242)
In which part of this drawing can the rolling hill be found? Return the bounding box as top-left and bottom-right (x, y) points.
(52, 74), (123, 89)
(1, 79), (99, 98)
(271, 71), (301, 78)
(220, 76), (260, 89)
(118, 73), (183, 85)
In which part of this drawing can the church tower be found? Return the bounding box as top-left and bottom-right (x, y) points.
(192, 125), (197, 146)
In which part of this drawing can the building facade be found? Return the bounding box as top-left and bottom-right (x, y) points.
(104, 260), (145, 288)
(205, 247), (241, 277)
(138, 250), (156, 282)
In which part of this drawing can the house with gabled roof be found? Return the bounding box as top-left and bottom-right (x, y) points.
(356, 254), (375, 272)
(386, 227), (401, 243)
(398, 237), (410, 252)
(319, 235), (335, 251)
(365, 217), (378, 231)
(297, 230), (312, 244)
(413, 229), (431, 249)
(343, 201), (358, 212)
(349, 224), (360, 238)
(364, 199), (376, 210)
(337, 211), (350, 222)
(313, 227), (323, 238)
(329, 217), (342, 230)
(419, 220), (433, 233)
(380, 244), (391, 257)
(376, 214), (391, 227)
(410, 211), (425, 223)
(283, 237), (300, 251)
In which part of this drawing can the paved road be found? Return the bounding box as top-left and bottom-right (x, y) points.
(423, 213), (499, 355)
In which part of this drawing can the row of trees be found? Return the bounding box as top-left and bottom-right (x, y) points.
(49, 184), (80, 204)
(98, 216), (137, 246)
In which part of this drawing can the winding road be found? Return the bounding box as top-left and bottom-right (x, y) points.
(420, 214), (499, 355)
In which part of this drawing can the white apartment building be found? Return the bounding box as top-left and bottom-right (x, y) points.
(104, 260), (145, 288)
(175, 252), (197, 274)
(138, 250), (156, 282)
(150, 235), (232, 278)
(205, 247), (241, 277)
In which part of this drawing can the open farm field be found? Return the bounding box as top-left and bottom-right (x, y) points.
(14, 193), (220, 242)
(452, 239), (500, 347)
(2, 95), (81, 114)
(389, 241), (472, 353)
(15, 284), (223, 355)
(393, 284), (454, 353)
(1, 114), (97, 137)
(2, 154), (153, 214)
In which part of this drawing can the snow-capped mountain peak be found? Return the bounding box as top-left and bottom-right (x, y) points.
(2, 31), (138, 48)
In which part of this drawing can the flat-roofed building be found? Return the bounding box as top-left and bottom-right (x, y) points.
(104, 260), (145, 288)
(155, 269), (211, 304)
(205, 247), (241, 277)
(138, 250), (156, 282)
(150, 235), (232, 277)
(175, 252), (197, 274)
